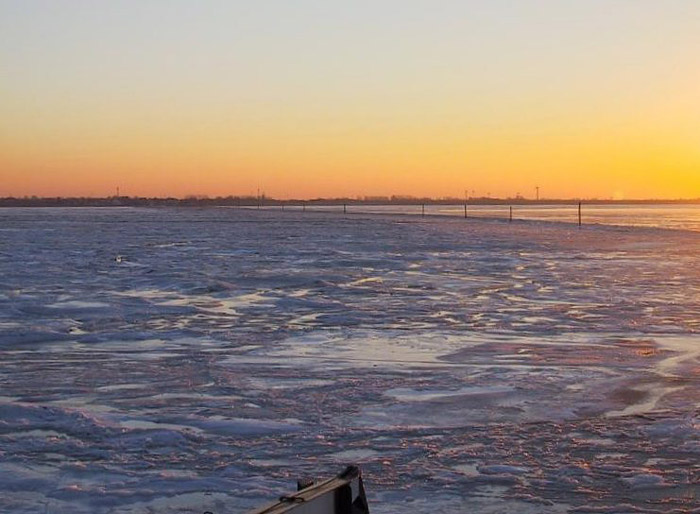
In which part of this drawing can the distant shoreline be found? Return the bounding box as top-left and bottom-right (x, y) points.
(1, 196), (699, 208)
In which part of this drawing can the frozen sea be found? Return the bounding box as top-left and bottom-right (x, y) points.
(0, 207), (698, 513)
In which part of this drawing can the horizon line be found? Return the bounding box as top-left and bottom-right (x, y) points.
(2, 195), (700, 204)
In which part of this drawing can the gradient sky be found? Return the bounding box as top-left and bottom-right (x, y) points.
(2, 0), (699, 199)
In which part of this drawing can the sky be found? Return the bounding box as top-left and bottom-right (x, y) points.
(1, 0), (699, 199)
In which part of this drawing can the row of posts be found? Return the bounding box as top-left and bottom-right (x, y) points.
(419, 201), (582, 227)
(250, 202), (584, 227)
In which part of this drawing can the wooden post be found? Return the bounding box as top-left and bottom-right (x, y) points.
(422, 204), (425, 217)
(509, 206), (513, 222)
(464, 203), (467, 219)
(303, 203), (306, 213)
(343, 203), (347, 214)
(578, 202), (582, 227)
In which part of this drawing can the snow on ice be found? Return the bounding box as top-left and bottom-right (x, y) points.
(0, 207), (698, 513)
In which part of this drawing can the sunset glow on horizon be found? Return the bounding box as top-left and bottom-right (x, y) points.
(2, 1), (699, 200)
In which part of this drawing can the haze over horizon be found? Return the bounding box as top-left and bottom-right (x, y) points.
(2, 1), (699, 200)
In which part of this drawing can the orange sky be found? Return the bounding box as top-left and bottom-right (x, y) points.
(2, 1), (699, 199)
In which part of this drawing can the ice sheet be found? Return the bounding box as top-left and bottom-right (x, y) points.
(0, 207), (698, 513)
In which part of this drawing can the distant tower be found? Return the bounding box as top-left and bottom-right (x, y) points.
(535, 186), (539, 201)
(116, 186), (120, 197)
